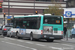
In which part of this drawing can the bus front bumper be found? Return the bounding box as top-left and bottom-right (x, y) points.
(38, 34), (63, 40)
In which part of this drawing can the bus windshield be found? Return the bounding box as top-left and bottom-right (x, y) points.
(43, 16), (61, 24)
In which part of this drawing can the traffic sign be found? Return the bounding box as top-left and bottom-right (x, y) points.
(65, 11), (72, 17)
(7, 16), (12, 19)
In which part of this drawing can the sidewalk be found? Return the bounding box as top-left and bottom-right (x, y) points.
(61, 38), (75, 43)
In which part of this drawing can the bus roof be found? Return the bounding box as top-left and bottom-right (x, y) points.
(14, 14), (62, 18)
(44, 15), (62, 17)
(14, 14), (43, 18)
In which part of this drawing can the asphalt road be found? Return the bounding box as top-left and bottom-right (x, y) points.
(0, 30), (75, 50)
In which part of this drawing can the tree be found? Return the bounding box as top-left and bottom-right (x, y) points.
(44, 1), (63, 16)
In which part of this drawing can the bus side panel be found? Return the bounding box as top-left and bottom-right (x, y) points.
(25, 16), (43, 39)
(26, 29), (41, 38)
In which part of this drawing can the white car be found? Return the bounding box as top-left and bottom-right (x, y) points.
(7, 28), (19, 37)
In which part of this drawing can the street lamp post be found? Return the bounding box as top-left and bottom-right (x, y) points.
(8, 0), (10, 24)
(8, 0), (10, 16)
(34, 0), (35, 14)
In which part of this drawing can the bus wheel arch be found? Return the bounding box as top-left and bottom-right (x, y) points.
(16, 31), (20, 39)
(16, 31), (18, 36)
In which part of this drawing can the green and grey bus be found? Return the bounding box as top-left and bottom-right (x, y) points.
(13, 14), (63, 42)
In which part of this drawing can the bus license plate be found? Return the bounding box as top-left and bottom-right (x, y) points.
(49, 37), (54, 39)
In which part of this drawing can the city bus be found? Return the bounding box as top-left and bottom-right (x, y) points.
(13, 14), (63, 42)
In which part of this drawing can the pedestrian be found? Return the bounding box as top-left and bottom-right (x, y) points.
(71, 26), (75, 39)
(64, 25), (67, 38)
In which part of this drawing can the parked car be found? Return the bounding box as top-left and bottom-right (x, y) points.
(7, 28), (19, 37)
(0, 26), (2, 35)
(2, 25), (12, 36)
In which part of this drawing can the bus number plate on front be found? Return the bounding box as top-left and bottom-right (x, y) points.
(49, 37), (54, 39)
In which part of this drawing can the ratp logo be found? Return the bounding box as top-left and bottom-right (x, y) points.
(65, 11), (72, 17)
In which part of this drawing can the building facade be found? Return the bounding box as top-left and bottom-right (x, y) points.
(64, 0), (75, 28)
(2, 0), (66, 15)
(0, 0), (66, 25)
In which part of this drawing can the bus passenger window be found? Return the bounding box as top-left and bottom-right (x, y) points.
(45, 19), (47, 22)
(27, 23), (29, 26)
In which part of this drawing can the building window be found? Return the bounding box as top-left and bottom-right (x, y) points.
(36, 0), (51, 2)
(36, 0), (63, 2)
(55, 0), (60, 2)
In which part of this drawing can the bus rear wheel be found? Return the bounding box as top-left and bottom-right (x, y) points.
(47, 39), (54, 42)
(17, 36), (21, 39)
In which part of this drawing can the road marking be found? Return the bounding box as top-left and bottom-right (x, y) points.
(63, 47), (74, 49)
(4, 37), (16, 40)
(36, 44), (46, 46)
(4, 37), (46, 46)
(53, 43), (59, 44)
(26, 42), (33, 44)
(17, 40), (24, 42)
(62, 44), (73, 47)
(50, 46), (63, 50)
(5, 37), (74, 49)
(50, 46), (74, 50)
(2, 41), (37, 50)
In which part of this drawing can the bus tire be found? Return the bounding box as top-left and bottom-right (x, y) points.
(30, 33), (34, 41)
(6, 35), (9, 37)
(35, 39), (39, 41)
(17, 36), (21, 39)
(16, 34), (22, 39)
(47, 39), (54, 42)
